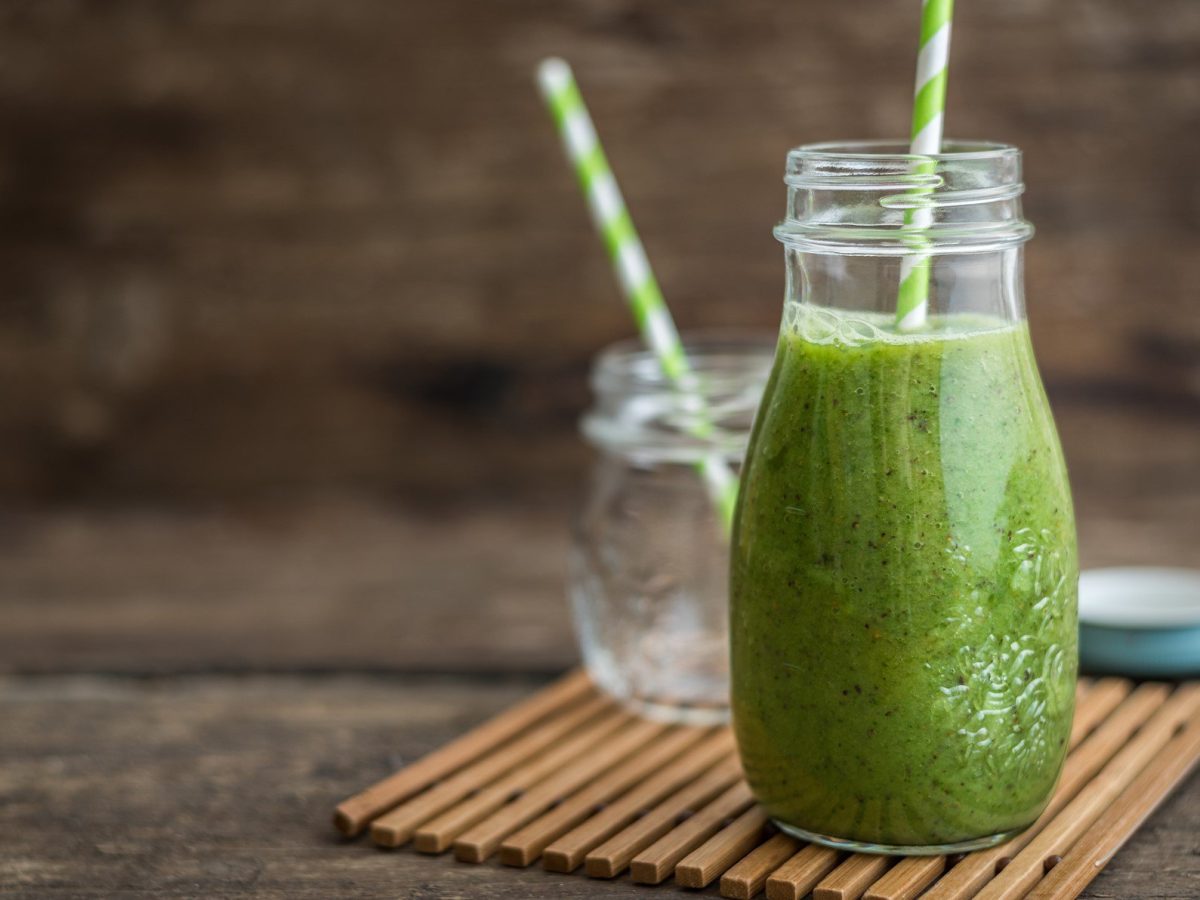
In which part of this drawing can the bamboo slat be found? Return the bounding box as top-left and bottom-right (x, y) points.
(765, 844), (842, 900)
(719, 833), (802, 899)
(675, 805), (770, 888)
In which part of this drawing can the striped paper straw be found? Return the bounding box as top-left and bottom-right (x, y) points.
(536, 57), (739, 531)
(895, 0), (955, 331)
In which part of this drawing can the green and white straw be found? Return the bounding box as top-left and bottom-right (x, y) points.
(536, 57), (739, 531)
(896, 0), (955, 331)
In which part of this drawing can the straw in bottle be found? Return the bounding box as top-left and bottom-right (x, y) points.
(895, 0), (955, 331)
(536, 58), (739, 530)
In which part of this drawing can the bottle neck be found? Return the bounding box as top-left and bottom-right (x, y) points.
(783, 245), (1027, 324)
(776, 141), (1032, 326)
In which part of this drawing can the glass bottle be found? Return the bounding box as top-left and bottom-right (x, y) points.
(731, 141), (1078, 854)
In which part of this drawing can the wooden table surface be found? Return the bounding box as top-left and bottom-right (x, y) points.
(1, 2), (1197, 896)
(3, 501), (1199, 899)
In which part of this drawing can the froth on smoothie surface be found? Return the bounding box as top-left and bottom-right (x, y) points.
(785, 302), (1016, 347)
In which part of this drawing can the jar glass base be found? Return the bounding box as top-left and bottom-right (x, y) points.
(616, 693), (729, 726)
(587, 663), (730, 725)
(772, 820), (1024, 857)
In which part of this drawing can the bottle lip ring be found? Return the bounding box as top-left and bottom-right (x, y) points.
(773, 221), (1036, 255)
(788, 139), (1020, 164)
(780, 139), (1031, 254)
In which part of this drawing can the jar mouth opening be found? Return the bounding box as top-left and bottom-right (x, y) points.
(591, 331), (777, 395)
(584, 331), (775, 462)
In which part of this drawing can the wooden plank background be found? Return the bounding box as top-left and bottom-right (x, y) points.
(0, 1), (1197, 677)
(2, 8), (1198, 895)
(0, 0), (1195, 505)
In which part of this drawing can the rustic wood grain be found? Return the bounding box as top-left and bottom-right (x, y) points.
(0, 4), (1197, 895)
(0, 0), (1194, 505)
(0, 454), (1196, 678)
(0, 675), (1195, 899)
(0, 675), (659, 898)
(0, 500), (574, 675)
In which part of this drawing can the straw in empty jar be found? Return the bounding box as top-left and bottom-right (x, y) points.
(895, 0), (955, 331)
(536, 57), (739, 530)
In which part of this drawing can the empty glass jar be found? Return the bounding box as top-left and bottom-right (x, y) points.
(569, 333), (774, 724)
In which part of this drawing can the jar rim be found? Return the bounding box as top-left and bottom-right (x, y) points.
(583, 330), (775, 462)
(591, 330), (777, 396)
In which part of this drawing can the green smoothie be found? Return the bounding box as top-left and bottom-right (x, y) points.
(731, 303), (1077, 850)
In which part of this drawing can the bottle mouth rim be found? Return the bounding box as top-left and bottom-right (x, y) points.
(789, 139), (1019, 163)
(779, 139), (1032, 255)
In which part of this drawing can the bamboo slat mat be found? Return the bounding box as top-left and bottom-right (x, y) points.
(334, 671), (1200, 899)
